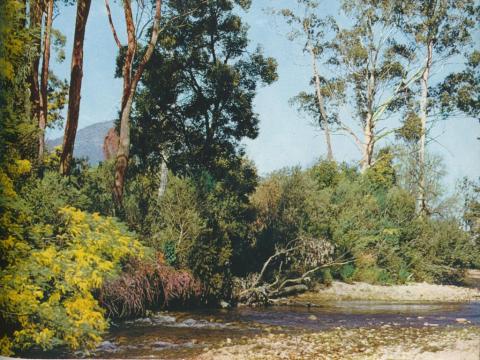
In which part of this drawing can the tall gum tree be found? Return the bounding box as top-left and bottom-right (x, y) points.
(59, 0), (92, 175)
(398, 0), (478, 215)
(326, 0), (423, 171)
(277, 1), (337, 161)
(104, 0), (162, 204)
(27, 0), (61, 162)
(38, 0), (54, 161)
(28, 0), (43, 160)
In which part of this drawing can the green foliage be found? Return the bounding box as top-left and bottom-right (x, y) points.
(129, 0), (278, 174)
(436, 50), (480, 119)
(338, 264), (355, 283)
(19, 171), (91, 230)
(320, 268), (333, 286)
(365, 148), (396, 189)
(396, 112), (422, 143)
(145, 174), (206, 269)
(251, 159), (477, 285)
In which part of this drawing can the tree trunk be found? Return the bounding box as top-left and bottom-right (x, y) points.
(361, 113), (374, 171)
(158, 152), (168, 199)
(29, 0), (42, 156)
(38, 0), (54, 161)
(417, 40), (433, 215)
(361, 68), (376, 172)
(112, 0), (136, 204)
(60, 0), (92, 175)
(113, 0), (162, 205)
(310, 47), (334, 162)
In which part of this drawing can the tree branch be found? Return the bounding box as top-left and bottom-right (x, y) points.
(105, 0), (123, 49)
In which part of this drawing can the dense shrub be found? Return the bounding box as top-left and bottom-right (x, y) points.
(250, 159), (478, 285)
(99, 255), (201, 318)
(145, 175), (206, 269)
(0, 207), (145, 355)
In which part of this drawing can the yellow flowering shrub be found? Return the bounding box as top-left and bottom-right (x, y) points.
(0, 207), (146, 356)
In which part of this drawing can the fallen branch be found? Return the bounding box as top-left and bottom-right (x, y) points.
(236, 237), (352, 305)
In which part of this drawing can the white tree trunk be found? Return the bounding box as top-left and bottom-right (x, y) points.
(418, 40), (433, 215)
(158, 152), (168, 199)
(310, 47), (334, 162)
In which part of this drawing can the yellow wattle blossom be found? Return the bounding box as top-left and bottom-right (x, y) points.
(0, 207), (146, 355)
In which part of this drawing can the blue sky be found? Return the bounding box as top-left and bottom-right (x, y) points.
(48, 0), (479, 188)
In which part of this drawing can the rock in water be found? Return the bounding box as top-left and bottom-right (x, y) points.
(220, 300), (231, 308)
(98, 340), (117, 352)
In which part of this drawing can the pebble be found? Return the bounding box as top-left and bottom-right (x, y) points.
(308, 314), (318, 320)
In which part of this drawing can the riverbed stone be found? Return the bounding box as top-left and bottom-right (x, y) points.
(152, 340), (174, 348)
(98, 340), (118, 352)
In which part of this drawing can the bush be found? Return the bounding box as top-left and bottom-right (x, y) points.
(99, 255), (201, 318)
(339, 264), (356, 283)
(249, 158), (476, 286)
(145, 174), (206, 269)
(320, 268), (333, 286)
(0, 207), (145, 356)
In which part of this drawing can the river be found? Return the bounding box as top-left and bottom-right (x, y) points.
(86, 301), (480, 359)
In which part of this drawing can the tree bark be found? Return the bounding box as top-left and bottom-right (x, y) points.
(38, 0), (54, 161)
(158, 152), (168, 199)
(29, 0), (42, 158)
(60, 0), (92, 175)
(310, 47), (334, 162)
(417, 40), (433, 215)
(361, 67), (376, 172)
(113, 0), (162, 205)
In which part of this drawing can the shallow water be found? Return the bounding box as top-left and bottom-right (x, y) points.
(25, 301), (480, 359)
(93, 301), (480, 359)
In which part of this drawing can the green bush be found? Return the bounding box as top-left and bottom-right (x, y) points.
(320, 268), (333, 286)
(249, 158), (476, 286)
(339, 264), (356, 283)
(145, 174), (206, 269)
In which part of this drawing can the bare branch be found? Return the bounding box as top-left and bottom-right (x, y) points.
(105, 0), (123, 49)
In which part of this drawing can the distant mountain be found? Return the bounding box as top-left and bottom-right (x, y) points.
(47, 121), (114, 165)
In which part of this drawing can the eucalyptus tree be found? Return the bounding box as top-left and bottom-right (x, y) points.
(397, 0), (478, 214)
(59, 0), (92, 175)
(28, 0), (54, 161)
(277, 0), (339, 161)
(285, 0), (423, 171)
(436, 50), (479, 127)
(326, 0), (424, 171)
(26, 0), (68, 162)
(103, 0), (162, 204)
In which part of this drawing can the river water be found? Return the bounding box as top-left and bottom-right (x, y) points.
(82, 301), (480, 359)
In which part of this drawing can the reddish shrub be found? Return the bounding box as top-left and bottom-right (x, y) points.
(98, 254), (201, 318)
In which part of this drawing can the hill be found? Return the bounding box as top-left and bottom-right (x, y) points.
(47, 121), (114, 165)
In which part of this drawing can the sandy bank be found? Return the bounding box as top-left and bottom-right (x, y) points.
(289, 281), (480, 303)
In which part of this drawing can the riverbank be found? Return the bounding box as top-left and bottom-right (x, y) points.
(198, 326), (480, 360)
(278, 280), (480, 304)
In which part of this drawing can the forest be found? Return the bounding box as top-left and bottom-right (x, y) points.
(0, 0), (479, 358)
